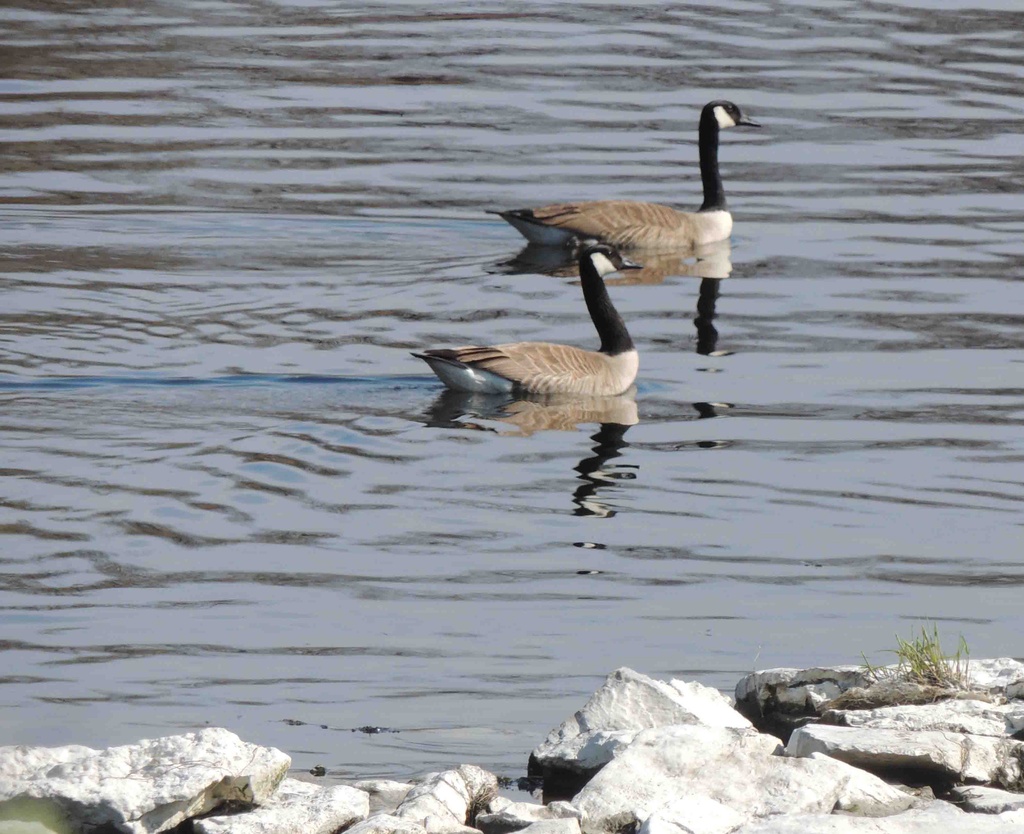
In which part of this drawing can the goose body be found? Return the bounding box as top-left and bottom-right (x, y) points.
(414, 245), (642, 396)
(495, 101), (758, 249)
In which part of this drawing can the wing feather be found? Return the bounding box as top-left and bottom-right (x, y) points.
(446, 342), (636, 396)
(505, 200), (727, 248)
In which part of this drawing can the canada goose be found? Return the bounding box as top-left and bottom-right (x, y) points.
(494, 100), (759, 249)
(413, 244), (643, 396)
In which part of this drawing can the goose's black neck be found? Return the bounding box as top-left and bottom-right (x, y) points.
(580, 258), (634, 355)
(698, 109), (726, 212)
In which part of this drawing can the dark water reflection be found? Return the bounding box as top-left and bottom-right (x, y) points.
(2, 0), (1024, 782)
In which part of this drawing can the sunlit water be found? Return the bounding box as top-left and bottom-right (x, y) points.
(2, 1), (1023, 782)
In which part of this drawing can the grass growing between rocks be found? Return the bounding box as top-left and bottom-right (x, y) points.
(862, 625), (972, 690)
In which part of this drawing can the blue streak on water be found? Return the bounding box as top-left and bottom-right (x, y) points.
(0, 374), (436, 391)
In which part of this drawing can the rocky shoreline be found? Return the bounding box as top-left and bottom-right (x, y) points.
(3, 660), (1024, 833)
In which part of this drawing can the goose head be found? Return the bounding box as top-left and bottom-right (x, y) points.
(581, 243), (643, 277)
(703, 100), (760, 131)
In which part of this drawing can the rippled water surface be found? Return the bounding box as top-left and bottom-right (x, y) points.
(2, 1), (1023, 780)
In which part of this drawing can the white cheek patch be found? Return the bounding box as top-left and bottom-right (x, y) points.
(589, 252), (618, 276)
(713, 105), (736, 129)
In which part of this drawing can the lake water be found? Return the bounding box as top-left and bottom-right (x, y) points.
(2, 1), (1023, 783)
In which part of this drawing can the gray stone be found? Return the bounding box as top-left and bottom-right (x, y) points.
(194, 779), (368, 834)
(532, 667), (750, 788)
(786, 724), (1024, 789)
(352, 780), (415, 815)
(733, 666), (870, 737)
(571, 725), (912, 834)
(0, 728), (290, 834)
(393, 765), (497, 834)
(734, 667), (870, 716)
(950, 785), (1024, 814)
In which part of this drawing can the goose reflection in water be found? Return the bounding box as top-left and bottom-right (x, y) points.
(493, 238), (732, 356)
(422, 389), (638, 518)
(571, 420), (636, 518)
(493, 237), (731, 286)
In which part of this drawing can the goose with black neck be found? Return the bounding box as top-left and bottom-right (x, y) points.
(494, 100), (759, 249)
(413, 244), (642, 396)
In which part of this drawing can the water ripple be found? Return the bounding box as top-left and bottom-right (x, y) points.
(2, 0), (1024, 779)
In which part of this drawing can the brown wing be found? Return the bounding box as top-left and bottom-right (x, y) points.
(526, 201), (695, 248)
(451, 342), (635, 396)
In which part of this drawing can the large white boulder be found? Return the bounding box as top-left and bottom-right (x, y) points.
(194, 779), (368, 834)
(571, 725), (912, 834)
(786, 724), (1024, 788)
(392, 765), (498, 834)
(531, 668), (750, 791)
(0, 728), (290, 834)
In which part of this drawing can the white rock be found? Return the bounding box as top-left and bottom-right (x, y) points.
(735, 659), (1024, 728)
(393, 765), (497, 834)
(638, 796), (745, 834)
(194, 779), (368, 834)
(950, 785), (1024, 814)
(729, 802), (1024, 832)
(967, 658), (1024, 692)
(545, 730), (637, 777)
(533, 668), (750, 780)
(0, 728), (290, 834)
(352, 780), (415, 815)
(827, 698), (1024, 737)
(817, 754), (913, 816)
(516, 821), (581, 834)
(347, 814), (429, 834)
(484, 797), (513, 815)
(786, 724), (1024, 788)
(571, 725), (911, 834)
(665, 680), (748, 726)
(477, 799), (581, 834)
(548, 802), (580, 819)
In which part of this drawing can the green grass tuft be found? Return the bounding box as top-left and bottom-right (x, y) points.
(862, 625), (972, 689)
